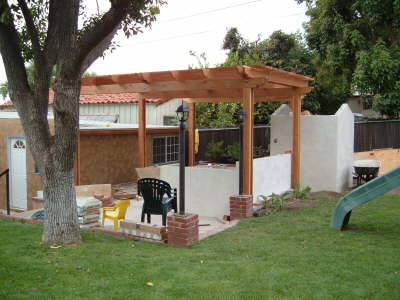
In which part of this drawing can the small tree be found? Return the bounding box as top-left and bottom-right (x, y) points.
(0, 0), (164, 245)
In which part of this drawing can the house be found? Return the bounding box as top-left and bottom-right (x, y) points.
(347, 95), (381, 119)
(0, 112), (178, 211)
(0, 90), (182, 126)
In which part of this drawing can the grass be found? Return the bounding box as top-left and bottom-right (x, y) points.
(0, 195), (399, 300)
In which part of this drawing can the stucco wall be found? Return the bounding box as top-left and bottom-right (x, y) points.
(335, 105), (355, 191)
(253, 154), (292, 198)
(0, 118), (43, 210)
(160, 164), (238, 219)
(270, 104), (354, 192)
(154, 98), (181, 125)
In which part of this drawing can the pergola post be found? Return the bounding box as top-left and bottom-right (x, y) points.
(138, 98), (147, 168)
(291, 95), (301, 188)
(188, 102), (196, 166)
(243, 88), (254, 195)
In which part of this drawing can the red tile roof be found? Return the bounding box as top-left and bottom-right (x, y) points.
(1, 90), (169, 106)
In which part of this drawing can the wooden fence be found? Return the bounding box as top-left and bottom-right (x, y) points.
(354, 120), (400, 152)
(196, 126), (270, 161)
(195, 120), (400, 160)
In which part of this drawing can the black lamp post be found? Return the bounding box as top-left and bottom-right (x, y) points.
(238, 109), (246, 195)
(176, 103), (189, 215)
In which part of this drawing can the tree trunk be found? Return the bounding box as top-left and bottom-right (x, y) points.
(42, 168), (80, 245)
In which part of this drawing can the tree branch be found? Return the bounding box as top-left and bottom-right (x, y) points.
(17, 0), (44, 66)
(0, 1), (31, 99)
(44, 0), (59, 67)
(75, 0), (131, 73)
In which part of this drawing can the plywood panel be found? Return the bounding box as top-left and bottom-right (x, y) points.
(79, 134), (139, 185)
(354, 149), (400, 175)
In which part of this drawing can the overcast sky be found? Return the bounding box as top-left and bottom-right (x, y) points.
(0, 0), (308, 84)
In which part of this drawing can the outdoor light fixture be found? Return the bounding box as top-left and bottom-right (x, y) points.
(176, 102), (188, 215)
(238, 109), (246, 123)
(238, 109), (246, 195)
(176, 103), (189, 123)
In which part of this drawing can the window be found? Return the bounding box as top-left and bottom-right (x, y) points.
(13, 139), (25, 149)
(163, 116), (177, 126)
(152, 136), (179, 164)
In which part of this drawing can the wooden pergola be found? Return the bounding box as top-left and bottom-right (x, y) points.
(81, 65), (313, 195)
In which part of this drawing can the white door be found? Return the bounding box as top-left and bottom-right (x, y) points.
(8, 137), (27, 210)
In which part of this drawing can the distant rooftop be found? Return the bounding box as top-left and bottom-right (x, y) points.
(0, 112), (177, 130)
(0, 90), (172, 107)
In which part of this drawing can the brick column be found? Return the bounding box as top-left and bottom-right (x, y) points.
(230, 195), (253, 219)
(167, 213), (199, 248)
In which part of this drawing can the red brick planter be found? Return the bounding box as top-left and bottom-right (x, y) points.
(230, 195), (253, 220)
(167, 213), (199, 248)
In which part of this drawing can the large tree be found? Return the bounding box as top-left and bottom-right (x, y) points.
(0, 0), (163, 245)
(298, 0), (400, 118)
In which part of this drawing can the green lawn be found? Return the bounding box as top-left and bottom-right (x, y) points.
(0, 195), (399, 300)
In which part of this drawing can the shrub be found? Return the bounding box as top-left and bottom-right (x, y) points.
(224, 143), (240, 163)
(205, 141), (225, 162)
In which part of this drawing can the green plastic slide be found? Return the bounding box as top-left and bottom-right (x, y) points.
(331, 166), (400, 230)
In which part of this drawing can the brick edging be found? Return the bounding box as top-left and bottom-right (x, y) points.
(82, 227), (165, 244)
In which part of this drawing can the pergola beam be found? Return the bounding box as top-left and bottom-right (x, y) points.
(81, 87), (311, 101)
(268, 72), (310, 88)
(80, 78), (268, 95)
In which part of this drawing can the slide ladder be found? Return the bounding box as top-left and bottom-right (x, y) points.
(331, 166), (400, 230)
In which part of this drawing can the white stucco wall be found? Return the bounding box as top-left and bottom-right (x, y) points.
(154, 98), (182, 125)
(253, 154), (292, 198)
(159, 164), (238, 219)
(335, 105), (355, 191)
(159, 154), (293, 219)
(270, 104), (354, 192)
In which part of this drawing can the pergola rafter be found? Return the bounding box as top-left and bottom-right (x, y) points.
(81, 65), (313, 195)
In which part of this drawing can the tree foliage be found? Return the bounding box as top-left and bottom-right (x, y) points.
(195, 27), (347, 127)
(300, 0), (400, 117)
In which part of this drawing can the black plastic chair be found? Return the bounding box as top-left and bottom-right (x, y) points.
(137, 178), (177, 226)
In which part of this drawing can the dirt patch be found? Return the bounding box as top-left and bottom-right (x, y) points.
(253, 199), (315, 217)
(284, 199), (314, 210)
(307, 191), (343, 199)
